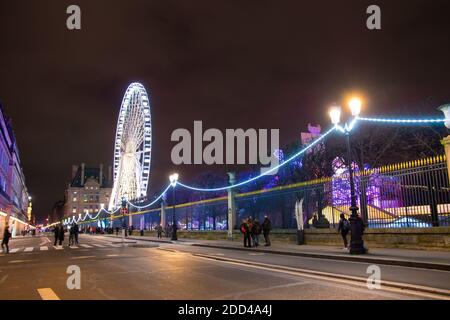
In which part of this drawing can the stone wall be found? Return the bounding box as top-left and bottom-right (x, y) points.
(132, 227), (450, 250)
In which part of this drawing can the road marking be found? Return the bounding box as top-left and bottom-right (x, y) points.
(215, 253), (225, 256)
(53, 246), (63, 250)
(0, 275), (8, 285)
(106, 254), (120, 257)
(37, 288), (60, 300)
(249, 253), (265, 256)
(40, 246), (48, 251)
(69, 246), (79, 249)
(9, 249), (19, 253)
(24, 247), (34, 252)
(91, 244), (106, 247)
(8, 259), (32, 264)
(80, 244), (93, 248)
(71, 255), (94, 260)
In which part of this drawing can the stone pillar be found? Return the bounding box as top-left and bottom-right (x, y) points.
(128, 210), (133, 228)
(227, 172), (236, 241)
(442, 136), (450, 184)
(439, 104), (450, 183)
(161, 199), (166, 227)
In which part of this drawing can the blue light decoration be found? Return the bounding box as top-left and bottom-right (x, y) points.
(126, 184), (172, 209)
(177, 126), (337, 192)
(356, 116), (447, 124)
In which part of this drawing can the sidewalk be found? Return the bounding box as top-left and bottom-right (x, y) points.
(102, 234), (450, 271)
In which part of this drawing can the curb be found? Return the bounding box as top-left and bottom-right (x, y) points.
(190, 243), (450, 271)
(94, 235), (450, 271)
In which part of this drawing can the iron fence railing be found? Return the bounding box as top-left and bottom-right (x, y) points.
(78, 155), (449, 230)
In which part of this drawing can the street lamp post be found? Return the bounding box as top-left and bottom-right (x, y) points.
(121, 196), (128, 243)
(329, 98), (366, 255)
(169, 173), (179, 241)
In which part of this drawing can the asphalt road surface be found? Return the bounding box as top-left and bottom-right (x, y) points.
(0, 234), (448, 300)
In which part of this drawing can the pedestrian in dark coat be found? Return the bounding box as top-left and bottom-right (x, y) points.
(58, 225), (65, 246)
(155, 225), (164, 238)
(337, 213), (350, 250)
(262, 215), (272, 246)
(251, 219), (261, 247)
(53, 225), (59, 246)
(240, 219), (252, 248)
(1, 226), (11, 253)
(73, 223), (79, 245)
(69, 224), (75, 246)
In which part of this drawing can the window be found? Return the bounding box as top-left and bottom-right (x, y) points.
(72, 208), (77, 213)
(73, 197), (77, 202)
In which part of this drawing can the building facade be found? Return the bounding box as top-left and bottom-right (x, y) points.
(64, 163), (113, 220)
(0, 102), (31, 237)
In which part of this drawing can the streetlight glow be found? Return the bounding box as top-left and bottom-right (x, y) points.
(348, 97), (362, 116)
(329, 105), (342, 125)
(169, 173), (179, 187)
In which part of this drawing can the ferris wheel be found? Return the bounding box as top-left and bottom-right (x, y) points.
(109, 83), (152, 209)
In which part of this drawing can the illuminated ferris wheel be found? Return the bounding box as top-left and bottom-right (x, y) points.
(109, 83), (152, 209)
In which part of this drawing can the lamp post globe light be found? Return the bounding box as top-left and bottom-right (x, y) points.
(329, 97), (366, 255)
(169, 173), (179, 241)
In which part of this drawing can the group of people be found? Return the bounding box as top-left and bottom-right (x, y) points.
(240, 215), (271, 248)
(53, 223), (79, 246)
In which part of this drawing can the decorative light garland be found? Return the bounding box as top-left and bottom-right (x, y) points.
(177, 126), (336, 192)
(58, 113), (448, 227)
(356, 116), (447, 124)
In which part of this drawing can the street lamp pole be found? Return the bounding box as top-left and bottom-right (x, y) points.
(329, 98), (366, 255)
(169, 173), (179, 241)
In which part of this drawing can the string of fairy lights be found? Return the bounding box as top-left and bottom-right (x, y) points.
(56, 113), (449, 228)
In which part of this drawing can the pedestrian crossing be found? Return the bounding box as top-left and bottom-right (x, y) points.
(1, 242), (123, 255)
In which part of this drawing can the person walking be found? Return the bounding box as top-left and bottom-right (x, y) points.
(338, 213), (350, 250)
(240, 219), (252, 248)
(68, 224), (74, 246)
(1, 225), (11, 254)
(156, 225), (164, 238)
(53, 225), (59, 246)
(262, 215), (272, 246)
(251, 218), (262, 248)
(58, 225), (65, 246)
(73, 223), (79, 245)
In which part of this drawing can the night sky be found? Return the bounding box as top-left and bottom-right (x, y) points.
(1, 0), (449, 222)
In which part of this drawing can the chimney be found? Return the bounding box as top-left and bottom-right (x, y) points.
(81, 163), (85, 186)
(99, 163), (103, 186)
(72, 165), (78, 179)
(108, 165), (113, 184)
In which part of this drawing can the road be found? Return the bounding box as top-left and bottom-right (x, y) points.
(0, 234), (448, 300)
